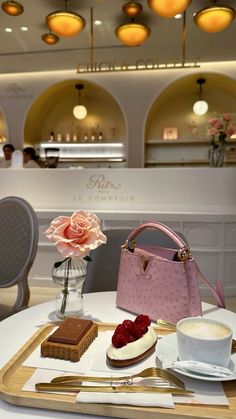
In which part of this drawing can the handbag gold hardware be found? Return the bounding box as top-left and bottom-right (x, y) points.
(177, 247), (190, 261)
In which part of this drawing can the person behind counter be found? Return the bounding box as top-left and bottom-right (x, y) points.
(23, 147), (40, 168)
(0, 143), (15, 168)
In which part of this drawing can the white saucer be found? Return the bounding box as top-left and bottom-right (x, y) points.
(156, 333), (236, 381)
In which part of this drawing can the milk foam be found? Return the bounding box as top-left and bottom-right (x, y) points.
(179, 321), (231, 339)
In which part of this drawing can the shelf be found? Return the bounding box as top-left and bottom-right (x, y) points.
(145, 159), (236, 167)
(36, 142), (126, 161)
(146, 159), (210, 166)
(42, 157), (126, 163)
(146, 140), (211, 146)
(146, 139), (236, 146)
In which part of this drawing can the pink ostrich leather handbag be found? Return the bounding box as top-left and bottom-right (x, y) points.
(116, 222), (225, 324)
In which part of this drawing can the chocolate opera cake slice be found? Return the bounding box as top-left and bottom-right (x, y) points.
(41, 318), (98, 362)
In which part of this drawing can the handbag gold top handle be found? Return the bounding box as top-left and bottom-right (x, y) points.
(125, 222), (190, 261)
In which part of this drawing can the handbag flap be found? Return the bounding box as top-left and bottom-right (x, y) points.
(135, 244), (177, 261)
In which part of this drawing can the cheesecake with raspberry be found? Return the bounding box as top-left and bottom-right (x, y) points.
(106, 315), (157, 367)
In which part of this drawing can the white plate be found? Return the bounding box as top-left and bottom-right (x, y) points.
(156, 333), (236, 382)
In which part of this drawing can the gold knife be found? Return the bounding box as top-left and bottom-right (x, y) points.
(35, 382), (193, 394)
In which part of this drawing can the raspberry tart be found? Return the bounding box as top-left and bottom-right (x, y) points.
(106, 314), (157, 367)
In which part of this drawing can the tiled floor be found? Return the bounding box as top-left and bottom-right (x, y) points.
(1, 286), (236, 313)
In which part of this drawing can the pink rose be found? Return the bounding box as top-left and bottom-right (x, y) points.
(223, 113), (232, 122)
(208, 118), (220, 126)
(45, 210), (107, 258)
(208, 127), (218, 136)
(214, 121), (223, 130)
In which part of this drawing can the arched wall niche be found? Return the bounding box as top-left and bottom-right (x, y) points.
(24, 79), (126, 145)
(145, 72), (236, 142)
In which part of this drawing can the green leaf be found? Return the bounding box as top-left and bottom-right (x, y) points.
(83, 255), (92, 262)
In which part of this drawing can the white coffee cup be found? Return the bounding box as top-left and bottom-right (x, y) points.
(176, 317), (233, 368)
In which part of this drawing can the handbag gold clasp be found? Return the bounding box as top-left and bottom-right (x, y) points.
(177, 247), (190, 261)
(124, 239), (136, 252)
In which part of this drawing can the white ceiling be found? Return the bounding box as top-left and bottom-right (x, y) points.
(0, 0), (236, 74)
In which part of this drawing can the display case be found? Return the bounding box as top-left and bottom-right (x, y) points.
(36, 142), (127, 168)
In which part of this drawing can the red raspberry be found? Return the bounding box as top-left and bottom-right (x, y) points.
(132, 323), (148, 339)
(114, 324), (128, 336)
(134, 314), (151, 327)
(126, 333), (136, 344)
(122, 319), (133, 332)
(112, 333), (128, 348)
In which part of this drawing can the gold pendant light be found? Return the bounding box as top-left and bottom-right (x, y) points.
(46, 0), (85, 37)
(148, 0), (192, 18)
(194, 3), (235, 33)
(42, 32), (60, 45)
(1, 1), (24, 16)
(193, 78), (208, 116)
(115, 1), (151, 47)
(73, 84), (87, 120)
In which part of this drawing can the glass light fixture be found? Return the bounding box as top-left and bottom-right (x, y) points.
(193, 78), (209, 116)
(194, 3), (236, 33)
(1, 1), (23, 16)
(115, 1), (151, 46)
(73, 84), (87, 120)
(46, 0), (85, 37)
(42, 32), (60, 45)
(147, 0), (191, 18)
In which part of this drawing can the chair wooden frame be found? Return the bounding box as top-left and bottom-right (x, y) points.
(0, 196), (38, 318)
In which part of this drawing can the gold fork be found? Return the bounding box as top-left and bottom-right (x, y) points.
(51, 367), (184, 389)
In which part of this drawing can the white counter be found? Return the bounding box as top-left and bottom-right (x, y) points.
(1, 167), (236, 296)
(1, 167), (236, 213)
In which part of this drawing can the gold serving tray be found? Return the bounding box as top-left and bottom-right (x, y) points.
(0, 323), (236, 419)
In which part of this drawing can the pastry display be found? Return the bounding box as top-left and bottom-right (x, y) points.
(41, 318), (98, 362)
(106, 314), (157, 367)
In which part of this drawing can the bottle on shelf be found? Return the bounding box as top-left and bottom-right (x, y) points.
(98, 131), (103, 141)
(49, 131), (54, 142)
(83, 133), (88, 142)
(65, 133), (70, 142)
(57, 133), (62, 142)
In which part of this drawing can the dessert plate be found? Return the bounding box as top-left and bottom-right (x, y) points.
(156, 333), (236, 382)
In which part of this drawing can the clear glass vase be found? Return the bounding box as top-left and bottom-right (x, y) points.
(52, 257), (87, 319)
(210, 143), (226, 167)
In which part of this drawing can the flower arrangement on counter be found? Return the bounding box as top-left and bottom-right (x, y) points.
(45, 210), (107, 316)
(208, 113), (236, 147)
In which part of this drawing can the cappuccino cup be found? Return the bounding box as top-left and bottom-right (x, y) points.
(176, 317), (233, 368)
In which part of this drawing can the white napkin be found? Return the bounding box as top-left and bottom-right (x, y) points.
(76, 391), (174, 408)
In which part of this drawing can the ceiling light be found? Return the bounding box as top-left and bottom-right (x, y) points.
(73, 84), (87, 120)
(193, 78), (208, 116)
(5, 27), (12, 32)
(1, 1), (24, 16)
(194, 3), (235, 33)
(46, 0), (85, 37)
(20, 27), (28, 32)
(147, 0), (191, 18)
(116, 23), (151, 46)
(42, 32), (60, 45)
(174, 14), (183, 19)
(94, 20), (102, 25)
(115, 1), (151, 46)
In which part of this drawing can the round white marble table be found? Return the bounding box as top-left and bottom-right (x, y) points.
(0, 291), (235, 419)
